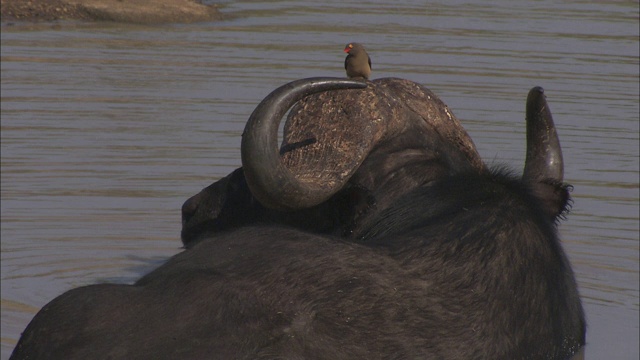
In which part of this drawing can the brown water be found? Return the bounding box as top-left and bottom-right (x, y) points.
(1, 1), (638, 358)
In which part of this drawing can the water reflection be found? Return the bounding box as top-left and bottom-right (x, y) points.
(1, 0), (638, 358)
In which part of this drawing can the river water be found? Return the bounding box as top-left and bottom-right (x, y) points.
(1, 1), (638, 358)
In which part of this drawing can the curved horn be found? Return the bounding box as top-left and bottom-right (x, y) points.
(241, 77), (368, 210)
(523, 86), (564, 183)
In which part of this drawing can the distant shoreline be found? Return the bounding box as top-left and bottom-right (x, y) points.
(1, 0), (221, 24)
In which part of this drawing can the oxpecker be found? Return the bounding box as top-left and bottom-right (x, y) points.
(344, 42), (372, 80)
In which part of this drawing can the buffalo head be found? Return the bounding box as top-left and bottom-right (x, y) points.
(182, 78), (568, 246)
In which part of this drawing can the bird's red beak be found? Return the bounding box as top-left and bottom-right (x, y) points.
(344, 48), (351, 53)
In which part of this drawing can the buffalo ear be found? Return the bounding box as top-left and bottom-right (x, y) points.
(529, 180), (573, 221)
(180, 168), (262, 248)
(522, 86), (570, 221)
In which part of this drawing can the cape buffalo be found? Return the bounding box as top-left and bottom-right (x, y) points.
(11, 78), (585, 360)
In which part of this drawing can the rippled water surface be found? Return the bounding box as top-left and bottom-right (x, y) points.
(1, 1), (638, 358)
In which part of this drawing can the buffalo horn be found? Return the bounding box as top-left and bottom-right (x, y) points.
(523, 86), (564, 183)
(241, 77), (368, 210)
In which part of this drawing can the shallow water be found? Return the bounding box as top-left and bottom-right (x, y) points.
(1, 1), (638, 358)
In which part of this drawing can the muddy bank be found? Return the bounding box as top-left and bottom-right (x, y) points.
(1, 0), (221, 24)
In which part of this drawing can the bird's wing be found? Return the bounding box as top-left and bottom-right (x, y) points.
(368, 55), (372, 70)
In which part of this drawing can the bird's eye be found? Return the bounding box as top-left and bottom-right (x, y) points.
(349, 44), (353, 49)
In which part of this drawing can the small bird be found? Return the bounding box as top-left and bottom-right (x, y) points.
(344, 42), (372, 80)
